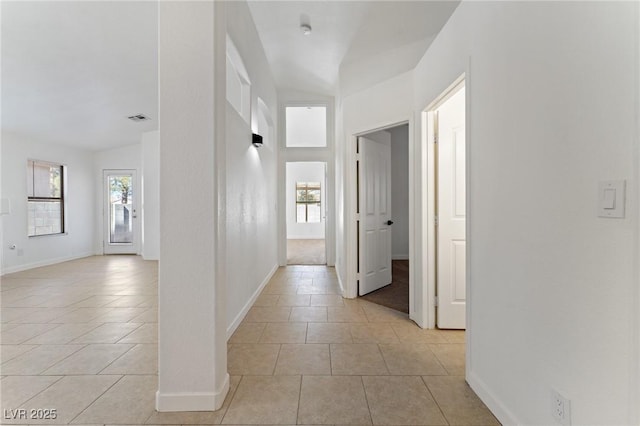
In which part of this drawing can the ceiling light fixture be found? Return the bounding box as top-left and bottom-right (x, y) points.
(300, 23), (312, 36)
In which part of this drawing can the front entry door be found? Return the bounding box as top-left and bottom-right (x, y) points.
(104, 170), (138, 254)
(436, 86), (466, 329)
(358, 135), (392, 295)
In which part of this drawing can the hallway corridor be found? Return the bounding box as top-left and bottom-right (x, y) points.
(1, 256), (498, 425)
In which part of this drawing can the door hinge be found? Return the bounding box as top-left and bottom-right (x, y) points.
(435, 215), (439, 226)
(434, 134), (438, 144)
(434, 296), (439, 307)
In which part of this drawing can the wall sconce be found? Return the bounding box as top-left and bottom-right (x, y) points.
(252, 133), (263, 148)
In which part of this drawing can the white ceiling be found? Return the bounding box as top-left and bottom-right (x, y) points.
(1, 1), (158, 151)
(1, 1), (458, 152)
(247, 1), (460, 95)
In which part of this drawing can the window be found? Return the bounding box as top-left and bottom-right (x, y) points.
(27, 160), (64, 236)
(226, 35), (251, 123)
(285, 106), (327, 147)
(296, 182), (321, 223)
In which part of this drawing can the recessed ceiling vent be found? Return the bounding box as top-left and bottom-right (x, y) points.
(127, 114), (151, 122)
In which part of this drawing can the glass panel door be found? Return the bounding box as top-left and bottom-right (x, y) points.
(104, 170), (138, 254)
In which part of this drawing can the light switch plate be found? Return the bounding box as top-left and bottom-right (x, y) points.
(598, 180), (625, 218)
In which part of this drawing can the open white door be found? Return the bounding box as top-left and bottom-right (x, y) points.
(103, 170), (139, 255)
(436, 86), (466, 329)
(358, 135), (392, 296)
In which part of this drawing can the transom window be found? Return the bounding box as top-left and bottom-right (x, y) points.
(296, 182), (321, 223)
(285, 106), (327, 147)
(27, 160), (64, 236)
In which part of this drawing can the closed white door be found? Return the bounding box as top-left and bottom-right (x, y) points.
(104, 170), (138, 255)
(358, 135), (392, 295)
(436, 86), (466, 329)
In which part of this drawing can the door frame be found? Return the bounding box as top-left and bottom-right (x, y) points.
(284, 160), (329, 265)
(103, 169), (140, 255)
(422, 74), (467, 329)
(346, 119), (416, 319)
(277, 97), (336, 268)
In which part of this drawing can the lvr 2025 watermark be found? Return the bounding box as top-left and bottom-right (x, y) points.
(4, 409), (57, 420)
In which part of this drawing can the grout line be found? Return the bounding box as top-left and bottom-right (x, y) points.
(220, 375), (245, 424)
(7, 374), (66, 408)
(421, 375), (451, 425)
(295, 374), (303, 425)
(271, 343), (283, 375)
(359, 375), (375, 426)
(114, 322), (146, 344)
(329, 343), (333, 375)
(68, 374), (126, 424)
(33, 343), (88, 375)
(96, 343), (138, 374)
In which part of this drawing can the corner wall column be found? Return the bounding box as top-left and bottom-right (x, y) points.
(156, 1), (228, 411)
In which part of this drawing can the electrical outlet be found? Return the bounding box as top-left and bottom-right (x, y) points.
(551, 389), (571, 425)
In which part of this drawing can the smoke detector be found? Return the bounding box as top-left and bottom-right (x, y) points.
(127, 114), (151, 122)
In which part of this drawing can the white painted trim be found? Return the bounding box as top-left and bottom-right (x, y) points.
(467, 371), (519, 426)
(2, 252), (94, 275)
(346, 118), (414, 306)
(336, 268), (345, 296)
(633, 3), (640, 423)
(392, 254), (409, 260)
(287, 236), (326, 240)
(422, 73), (467, 330)
(226, 263), (278, 340)
(156, 373), (230, 412)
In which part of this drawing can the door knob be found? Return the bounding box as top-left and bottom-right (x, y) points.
(386, 220), (394, 225)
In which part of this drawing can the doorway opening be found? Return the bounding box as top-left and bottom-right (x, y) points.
(286, 161), (327, 265)
(357, 124), (410, 313)
(426, 78), (467, 330)
(103, 169), (138, 255)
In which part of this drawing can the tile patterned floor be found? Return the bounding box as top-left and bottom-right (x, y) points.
(1, 256), (499, 425)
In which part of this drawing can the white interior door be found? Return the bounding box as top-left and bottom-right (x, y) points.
(104, 170), (138, 255)
(358, 135), (392, 295)
(436, 86), (466, 329)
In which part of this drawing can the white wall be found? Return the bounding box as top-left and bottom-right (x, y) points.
(390, 124), (409, 259)
(411, 2), (639, 424)
(93, 143), (141, 255)
(286, 162), (325, 239)
(1, 133), (94, 273)
(337, 71), (414, 297)
(141, 130), (160, 260)
(157, 0), (228, 411)
(225, 1), (279, 334)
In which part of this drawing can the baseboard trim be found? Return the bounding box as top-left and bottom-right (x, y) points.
(392, 254), (409, 260)
(2, 252), (94, 276)
(226, 263), (278, 340)
(286, 236), (325, 240)
(467, 370), (520, 425)
(336, 268), (345, 296)
(156, 373), (230, 412)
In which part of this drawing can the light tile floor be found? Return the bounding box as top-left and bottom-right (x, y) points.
(1, 256), (499, 425)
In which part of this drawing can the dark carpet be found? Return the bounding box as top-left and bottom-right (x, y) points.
(361, 260), (409, 314)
